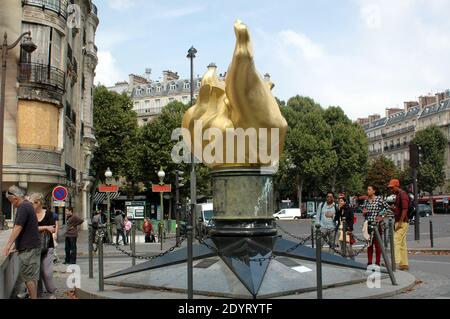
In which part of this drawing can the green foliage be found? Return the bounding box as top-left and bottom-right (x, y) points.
(92, 86), (139, 184)
(366, 156), (397, 196)
(412, 125), (447, 194)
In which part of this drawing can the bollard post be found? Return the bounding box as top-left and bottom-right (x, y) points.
(159, 222), (163, 251)
(98, 226), (105, 292)
(131, 222), (136, 267)
(374, 224), (397, 285)
(383, 224), (388, 250)
(88, 223), (93, 279)
(342, 218), (347, 257)
(430, 220), (434, 248)
(311, 224), (315, 248)
(315, 224), (323, 299)
(388, 217), (396, 272)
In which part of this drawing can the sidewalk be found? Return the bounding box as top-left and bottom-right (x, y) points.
(407, 237), (450, 253)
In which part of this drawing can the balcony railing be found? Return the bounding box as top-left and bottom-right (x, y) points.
(18, 62), (65, 94)
(22, 0), (69, 19)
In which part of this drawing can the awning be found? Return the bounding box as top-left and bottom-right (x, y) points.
(93, 192), (121, 204)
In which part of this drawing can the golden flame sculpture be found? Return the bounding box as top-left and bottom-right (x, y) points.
(182, 21), (288, 169)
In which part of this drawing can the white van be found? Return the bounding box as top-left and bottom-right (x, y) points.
(196, 203), (214, 234)
(273, 208), (302, 220)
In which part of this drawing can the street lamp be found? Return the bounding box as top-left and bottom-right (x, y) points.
(175, 170), (184, 244)
(186, 46), (197, 300)
(158, 167), (165, 251)
(105, 167), (113, 242)
(1, 31), (36, 229)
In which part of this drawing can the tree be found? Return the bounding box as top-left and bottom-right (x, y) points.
(323, 106), (368, 194)
(281, 96), (338, 206)
(91, 86), (139, 206)
(138, 101), (212, 202)
(412, 125), (447, 213)
(366, 155), (397, 196)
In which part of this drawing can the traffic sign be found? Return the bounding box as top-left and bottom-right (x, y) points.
(98, 185), (119, 193)
(152, 184), (172, 193)
(52, 186), (68, 201)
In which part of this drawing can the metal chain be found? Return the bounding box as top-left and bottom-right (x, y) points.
(275, 222), (312, 242)
(286, 235), (313, 253)
(97, 228), (187, 260)
(318, 231), (369, 258)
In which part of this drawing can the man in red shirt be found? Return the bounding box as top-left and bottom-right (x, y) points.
(388, 179), (409, 271)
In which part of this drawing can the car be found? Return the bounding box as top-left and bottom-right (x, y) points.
(417, 204), (432, 217)
(273, 208), (302, 220)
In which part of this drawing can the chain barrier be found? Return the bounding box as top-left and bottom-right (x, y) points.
(275, 222), (312, 242)
(318, 230), (369, 258)
(97, 228), (187, 261)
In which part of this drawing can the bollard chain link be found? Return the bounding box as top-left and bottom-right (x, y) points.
(318, 230), (369, 258)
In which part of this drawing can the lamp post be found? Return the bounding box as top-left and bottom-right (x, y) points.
(0, 31), (36, 229)
(186, 45), (197, 299)
(175, 170), (184, 245)
(105, 167), (113, 243)
(158, 167), (165, 251)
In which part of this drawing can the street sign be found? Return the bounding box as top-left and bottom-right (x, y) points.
(152, 184), (172, 193)
(53, 200), (66, 207)
(98, 185), (119, 193)
(52, 186), (68, 201)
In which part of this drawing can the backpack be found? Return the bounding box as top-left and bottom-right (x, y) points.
(400, 192), (415, 221)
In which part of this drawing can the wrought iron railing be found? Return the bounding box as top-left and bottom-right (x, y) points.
(18, 62), (65, 93)
(22, 0), (69, 19)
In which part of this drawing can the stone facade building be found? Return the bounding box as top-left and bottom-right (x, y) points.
(1, 0), (99, 227)
(361, 90), (450, 193)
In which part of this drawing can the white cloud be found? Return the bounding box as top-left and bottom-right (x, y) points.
(95, 51), (123, 86)
(160, 6), (206, 19)
(255, 1), (450, 120)
(360, 4), (381, 30)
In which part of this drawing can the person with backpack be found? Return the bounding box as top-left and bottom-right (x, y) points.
(315, 192), (339, 251)
(388, 179), (410, 271)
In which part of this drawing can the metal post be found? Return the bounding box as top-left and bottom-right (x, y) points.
(176, 171), (180, 245)
(131, 222), (136, 266)
(160, 190), (164, 243)
(430, 220), (434, 248)
(383, 224), (388, 249)
(342, 218), (347, 257)
(315, 224), (322, 299)
(98, 226), (105, 291)
(373, 224), (397, 285)
(187, 46), (197, 300)
(159, 221), (163, 251)
(413, 168), (420, 241)
(0, 34), (9, 230)
(88, 223), (93, 279)
(311, 224), (315, 248)
(107, 196), (111, 244)
(388, 217), (396, 272)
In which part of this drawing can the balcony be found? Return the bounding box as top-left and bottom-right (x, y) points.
(17, 145), (62, 168)
(134, 107), (163, 116)
(382, 125), (415, 139)
(18, 62), (65, 95)
(22, 0), (69, 19)
(92, 3), (98, 15)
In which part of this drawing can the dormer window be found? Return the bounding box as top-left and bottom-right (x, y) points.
(184, 82), (190, 89)
(156, 86), (161, 93)
(170, 83), (176, 91)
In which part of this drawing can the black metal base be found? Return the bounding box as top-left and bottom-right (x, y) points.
(209, 220), (277, 237)
(105, 235), (369, 298)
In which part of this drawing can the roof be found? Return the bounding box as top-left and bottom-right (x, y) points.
(419, 99), (450, 119)
(130, 77), (202, 98)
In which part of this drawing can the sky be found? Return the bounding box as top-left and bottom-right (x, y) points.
(93, 0), (450, 120)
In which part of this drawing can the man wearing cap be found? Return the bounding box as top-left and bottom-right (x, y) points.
(388, 179), (409, 271)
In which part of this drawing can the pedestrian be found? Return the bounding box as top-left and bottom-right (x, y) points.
(336, 195), (355, 259)
(64, 207), (84, 265)
(2, 186), (41, 299)
(362, 185), (389, 267)
(91, 210), (103, 251)
(114, 211), (127, 245)
(124, 216), (132, 244)
(143, 218), (154, 243)
(30, 193), (57, 299)
(388, 179), (410, 271)
(315, 191), (339, 251)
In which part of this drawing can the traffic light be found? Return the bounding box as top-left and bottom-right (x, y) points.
(409, 143), (419, 169)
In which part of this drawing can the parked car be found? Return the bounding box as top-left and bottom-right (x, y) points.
(273, 208), (302, 220)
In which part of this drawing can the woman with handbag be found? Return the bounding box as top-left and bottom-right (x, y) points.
(335, 196), (354, 259)
(362, 185), (389, 267)
(30, 193), (57, 299)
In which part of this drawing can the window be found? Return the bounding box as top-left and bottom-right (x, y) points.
(184, 82), (190, 89)
(170, 83), (176, 91)
(197, 81), (201, 88)
(155, 99), (161, 108)
(182, 96), (189, 104)
(134, 101), (139, 109)
(147, 88), (152, 94)
(156, 86), (161, 93)
(145, 100), (150, 108)
(169, 97), (174, 102)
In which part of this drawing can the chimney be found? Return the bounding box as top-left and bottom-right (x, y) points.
(419, 95), (435, 109)
(436, 92), (445, 105)
(368, 114), (381, 123)
(385, 108), (403, 117)
(404, 101), (419, 112)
